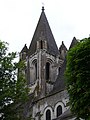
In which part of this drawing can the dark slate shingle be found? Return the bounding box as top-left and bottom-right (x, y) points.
(53, 58), (67, 93)
(29, 7), (59, 56)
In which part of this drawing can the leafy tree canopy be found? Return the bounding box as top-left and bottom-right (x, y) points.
(0, 40), (29, 120)
(65, 37), (90, 120)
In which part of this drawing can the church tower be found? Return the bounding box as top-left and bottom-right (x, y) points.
(21, 7), (64, 98)
(19, 7), (72, 120)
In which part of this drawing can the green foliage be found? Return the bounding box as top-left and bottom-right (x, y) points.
(0, 40), (29, 120)
(65, 38), (90, 120)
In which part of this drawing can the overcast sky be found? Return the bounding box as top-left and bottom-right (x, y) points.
(0, 0), (90, 52)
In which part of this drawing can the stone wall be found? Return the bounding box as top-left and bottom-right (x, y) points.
(32, 90), (69, 120)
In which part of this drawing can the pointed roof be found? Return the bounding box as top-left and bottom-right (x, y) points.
(29, 7), (59, 56)
(69, 37), (78, 49)
(20, 44), (28, 53)
(59, 41), (67, 53)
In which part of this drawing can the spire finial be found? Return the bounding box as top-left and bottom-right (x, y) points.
(42, 6), (45, 11)
(42, 2), (45, 11)
(62, 41), (64, 45)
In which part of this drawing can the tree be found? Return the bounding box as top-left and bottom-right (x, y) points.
(65, 38), (90, 120)
(0, 40), (29, 120)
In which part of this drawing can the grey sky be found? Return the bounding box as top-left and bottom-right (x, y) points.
(0, 0), (90, 52)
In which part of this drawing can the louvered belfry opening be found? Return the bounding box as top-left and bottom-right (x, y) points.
(46, 62), (50, 80)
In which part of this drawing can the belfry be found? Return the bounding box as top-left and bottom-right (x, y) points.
(20, 7), (77, 120)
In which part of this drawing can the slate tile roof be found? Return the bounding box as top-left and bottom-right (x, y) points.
(20, 44), (28, 53)
(53, 109), (75, 120)
(29, 7), (59, 56)
(69, 37), (78, 49)
(53, 58), (67, 93)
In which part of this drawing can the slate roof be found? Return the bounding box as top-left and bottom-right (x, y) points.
(53, 58), (67, 93)
(20, 44), (28, 53)
(69, 37), (78, 49)
(59, 41), (67, 54)
(53, 37), (78, 93)
(29, 7), (59, 56)
(53, 109), (75, 120)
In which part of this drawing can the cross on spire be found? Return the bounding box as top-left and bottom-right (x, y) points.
(42, 1), (45, 11)
(42, 6), (45, 11)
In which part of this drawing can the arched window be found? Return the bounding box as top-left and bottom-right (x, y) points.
(46, 62), (50, 80)
(57, 105), (62, 117)
(46, 109), (51, 120)
(41, 40), (43, 49)
(35, 62), (37, 79)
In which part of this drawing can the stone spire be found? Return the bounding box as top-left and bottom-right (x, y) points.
(69, 37), (78, 49)
(20, 44), (28, 60)
(29, 7), (59, 56)
(20, 44), (28, 53)
(59, 41), (67, 59)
